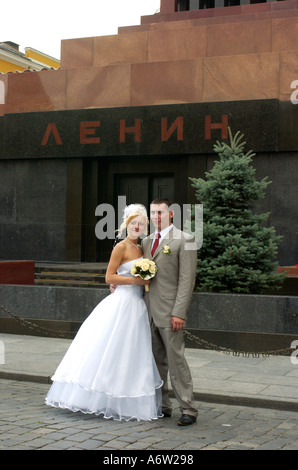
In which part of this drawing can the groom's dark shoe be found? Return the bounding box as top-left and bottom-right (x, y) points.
(177, 414), (197, 426)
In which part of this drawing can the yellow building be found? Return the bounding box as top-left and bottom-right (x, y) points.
(0, 41), (59, 73)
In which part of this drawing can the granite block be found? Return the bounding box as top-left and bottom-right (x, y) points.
(147, 26), (207, 62)
(188, 292), (298, 334)
(93, 33), (148, 67)
(279, 51), (298, 101)
(131, 59), (203, 106)
(1, 100), (279, 159)
(272, 17), (298, 52)
(66, 65), (131, 110)
(5, 69), (66, 114)
(0, 285), (297, 335)
(206, 20), (271, 57)
(60, 37), (93, 69)
(203, 53), (280, 102)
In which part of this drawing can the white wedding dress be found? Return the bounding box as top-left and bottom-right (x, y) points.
(45, 258), (163, 421)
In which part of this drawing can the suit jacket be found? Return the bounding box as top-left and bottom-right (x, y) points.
(142, 226), (197, 328)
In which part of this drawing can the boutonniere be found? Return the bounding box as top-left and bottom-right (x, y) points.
(162, 245), (171, 254)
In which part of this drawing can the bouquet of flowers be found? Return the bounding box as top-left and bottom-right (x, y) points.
(131, 258), (157, 292)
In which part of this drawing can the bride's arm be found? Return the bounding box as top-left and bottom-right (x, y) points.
(105, 244), (148, 286)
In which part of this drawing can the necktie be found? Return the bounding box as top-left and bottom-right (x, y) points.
(151, 233), (161, 256)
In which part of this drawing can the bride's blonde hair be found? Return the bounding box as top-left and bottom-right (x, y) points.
(117, 204), (148, 239)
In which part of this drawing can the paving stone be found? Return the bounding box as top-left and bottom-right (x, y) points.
(0, 379), (298, 451)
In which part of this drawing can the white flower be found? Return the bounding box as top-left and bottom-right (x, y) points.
(141, 261), (150, 271)
(162, 245), (171, 254)
(130, 258), (158, 292)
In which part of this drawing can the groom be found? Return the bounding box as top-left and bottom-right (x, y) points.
(142, 198), (198, 426)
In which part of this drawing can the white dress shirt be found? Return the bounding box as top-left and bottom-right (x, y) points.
(151, 224), (173, 250)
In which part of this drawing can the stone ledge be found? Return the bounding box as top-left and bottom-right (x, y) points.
(0, 285), (297, 335)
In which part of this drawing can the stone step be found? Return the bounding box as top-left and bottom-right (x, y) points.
(34, 263), (109, 288)
(34, 279), (108, 288)
(35, 263), (108, 274)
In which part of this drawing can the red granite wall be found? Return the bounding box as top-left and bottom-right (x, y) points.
(0, 1), (297, 114)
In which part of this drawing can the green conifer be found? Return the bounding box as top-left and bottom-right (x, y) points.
(189, 129), (285, 294)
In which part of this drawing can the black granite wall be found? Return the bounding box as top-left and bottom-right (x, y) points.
(0, 159), (67, 261)
(0, 100), (297, 264)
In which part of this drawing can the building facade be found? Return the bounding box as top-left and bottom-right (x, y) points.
(0, 0), (297, 264)
(0, 41), (60, 73)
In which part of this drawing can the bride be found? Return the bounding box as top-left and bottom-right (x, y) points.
(45, 204), (163, 421)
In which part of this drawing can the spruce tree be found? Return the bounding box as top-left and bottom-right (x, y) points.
(189, 129), (285, 294)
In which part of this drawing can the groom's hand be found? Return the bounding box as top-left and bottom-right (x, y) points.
(171, 316), (185, 331)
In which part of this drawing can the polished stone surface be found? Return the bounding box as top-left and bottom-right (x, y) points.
(0, 100), (279, 160)
(0, 1), (298, 268)
(203, 53), (280, 102)
(0, 284), (297, 336)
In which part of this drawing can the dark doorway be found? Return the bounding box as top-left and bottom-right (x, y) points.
(114, 173), (175, 208)
(97, 173), (175, 261)
(96, 154), (189, 262)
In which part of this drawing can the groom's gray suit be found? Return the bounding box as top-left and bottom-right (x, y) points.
(142, 225), (198, 417)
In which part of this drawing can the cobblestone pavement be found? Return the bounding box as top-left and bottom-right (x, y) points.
(0, 379), (297, 452)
